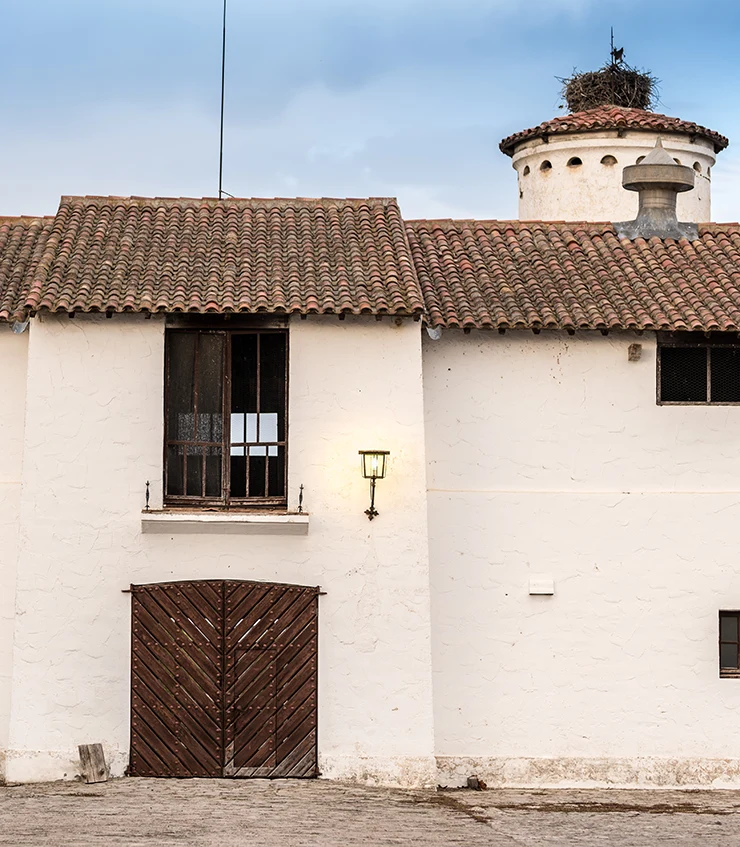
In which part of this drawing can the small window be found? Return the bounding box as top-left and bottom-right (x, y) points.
(693, 162), (702, 173)
(540, 160), (552, 171)
(658, 334), (740, 404)
(673, 158), (682, 165)
(720, 612), (740, 677)
(636, 156), (645, 164)
(601, 155), (618, 166)
(165, 326), (288, 507)
(567, 157), (582, 168)
(522, 165), (531, 176)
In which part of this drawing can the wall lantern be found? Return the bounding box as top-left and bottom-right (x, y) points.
(359, 450), (390, 521)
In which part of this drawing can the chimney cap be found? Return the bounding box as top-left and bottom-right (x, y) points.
(622, 138), (695, 194)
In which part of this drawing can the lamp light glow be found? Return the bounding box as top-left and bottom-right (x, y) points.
(359, 450), (390, 519)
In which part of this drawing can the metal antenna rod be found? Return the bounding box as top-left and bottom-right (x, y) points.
(218, 0), (227, 199)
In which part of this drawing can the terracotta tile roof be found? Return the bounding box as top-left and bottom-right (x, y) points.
(18, 195), (423, 320)
(500, 106), (729, 156)
(5, 196), (740, 335)
(406, 219), (740, 332)
(0, 216), (55, 321)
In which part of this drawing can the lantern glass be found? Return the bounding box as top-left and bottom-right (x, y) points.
(359, 450), (389, 479)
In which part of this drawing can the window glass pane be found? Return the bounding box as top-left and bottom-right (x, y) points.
(259, 412), (278, 443)
(246, 413), (258, 443)
(248, 453), (267, 498)
(711, 348), (740, 402)
(196, 333), (224, 442)
(721, 643), (739, 669)
(166, 444), (184, 496)
(167, 333), (196, 440)
(660, 346), (707, 402)
(205, 446), (222, 498)
(721, 614), (739, 642)
(260, 333), (287, 441)
(186, 446), (203, 497)
(230, 454), (247, 498)
(230, 413), (244, 448)
(232, 334), (258, 415)
(268, 445), (286, 497)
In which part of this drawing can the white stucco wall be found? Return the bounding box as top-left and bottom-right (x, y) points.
(511, 130), (716, 222)
(424, 330), (740, 787)
(6, 313), (435, 787)
(0, 326), (28, 781)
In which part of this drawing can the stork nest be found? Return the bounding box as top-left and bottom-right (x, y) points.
(559, 62), (659, 113)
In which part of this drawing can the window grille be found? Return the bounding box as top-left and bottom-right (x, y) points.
(720, 612), (740, 678)
(165, 328), (288, 507)
(658, 334), (740, 404)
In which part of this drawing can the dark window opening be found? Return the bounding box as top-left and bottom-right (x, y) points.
(658, 335), (740, 404)
(165, 328), (288, 507)
(720, 612), (740, 677)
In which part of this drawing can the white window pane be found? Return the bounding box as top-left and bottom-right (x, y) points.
(249, 446), (267, 457)
(230, 413), (244, 443)
(259, 412), (278, 443)
(268, 446), (278, 457)
(246, 413), (258, 443)
(230, 445), (245, 457)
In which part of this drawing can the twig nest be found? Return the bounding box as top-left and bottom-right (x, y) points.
(560, 62), (658, 113)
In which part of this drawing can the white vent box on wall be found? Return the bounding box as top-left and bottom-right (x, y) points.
(529, 576), (555, 595)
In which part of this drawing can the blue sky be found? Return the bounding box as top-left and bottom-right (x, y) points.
(1, 0), (739, 220)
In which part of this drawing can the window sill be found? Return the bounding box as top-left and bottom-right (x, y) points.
(141, 510), (309, 536)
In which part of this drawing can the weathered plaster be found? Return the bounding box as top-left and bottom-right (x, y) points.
(436, 756), (740, 789)
(511, 130), (716, 222)
(320, 754), (437, 789)
(424, 330), (740, 787)
(0, 326), (28, 781)
(6, 314), (435, 786)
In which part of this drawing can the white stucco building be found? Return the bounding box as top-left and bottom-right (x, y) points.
(2, 101), (740, 790)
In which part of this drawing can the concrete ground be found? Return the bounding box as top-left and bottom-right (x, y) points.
(2, 779), (740, 846)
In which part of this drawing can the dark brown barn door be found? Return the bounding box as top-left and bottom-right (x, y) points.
(130, 580), (318, 779)
(130, 581), (223, 777)
(224, 582), (319, 777)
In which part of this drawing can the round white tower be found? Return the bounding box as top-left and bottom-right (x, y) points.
(500, 106), (728, 222)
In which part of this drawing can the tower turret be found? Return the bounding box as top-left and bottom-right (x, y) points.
(500, 58), (728, 223)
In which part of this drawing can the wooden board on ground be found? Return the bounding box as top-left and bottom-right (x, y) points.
(78, 743), (108, 783)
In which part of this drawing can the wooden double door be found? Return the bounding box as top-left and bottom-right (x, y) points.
(130, 579), (319, 778)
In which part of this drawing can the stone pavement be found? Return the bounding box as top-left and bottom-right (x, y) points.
(2, 778), (740, 846)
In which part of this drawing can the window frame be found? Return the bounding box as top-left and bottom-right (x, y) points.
(719, 611), (740, 678)
(657, 332), (740, 406)
(163, 325), (289, 510)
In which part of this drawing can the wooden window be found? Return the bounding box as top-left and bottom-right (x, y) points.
(658, 333), (740, 404)
(165, 328), (288, 507)
(720, 612), (740, 678)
